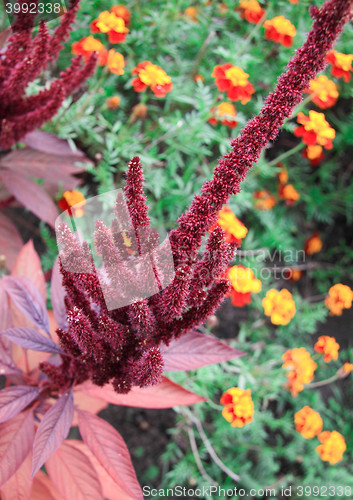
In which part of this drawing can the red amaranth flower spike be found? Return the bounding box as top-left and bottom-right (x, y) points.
(41, 0), (353, 394)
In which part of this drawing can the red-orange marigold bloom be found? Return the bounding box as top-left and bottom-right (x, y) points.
(325, 284), (353, 316)
(326, 50), (353, 82)
(314, 335), (340, 362)
(307, 75), (339, 109)
(303, 145), (324, 166)
(131, 61), (172, 98)
(295, 406), (323, 439)
(263, 289), (296, 326)
(227, 265), (262, 307)
(304, 232), (322, 255)
(91, 10), (129, 44)
(263, 16), (297, 47)
(72, 36), (108, 65)
(284, 268), (303, 282)
(316, 431), (346, 465)
(208, 102), (238, 129)
(106, 96), (121, 109)
(220, 388), (254, 427)
(239, 0), (265, 24)
(212, 64), (255, 104)
(278, 184), (300, 206)
(253, 190), (277, 210)
(106, 49), (125, 75)
(209, 206), (248, 245)
(110, 4), (131, 26)
(294, 111), (335, 149)
(282, 347), (317, 396)
(58, 190), (86, 218)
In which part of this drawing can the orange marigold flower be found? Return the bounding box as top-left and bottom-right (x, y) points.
(326, 50), (353, 83)
(306, 75), (339, 109)
(284, 268), (303, 282)
(193, 73), (204, 83)
(209, 206), (248, 245)
(72, 36), (107, 65)
(106, 49), (125, 75)
(131, 61), (172, 98)
(239, 0), (265, 24)
(282, 347), (317, 396)
(106, 96), (121, 109)
(253, 190), (277, 210)
(295, 406), (323, 439)
(279, 184), (300, 206)
(342, 362), (353, 374)
(184, 6), (198, 22)
(263, 16), (296, 47)
(130, 103), (148, 123)
(212, 64), (255, 104)
(304, 232), (322, 255)
(314, 335), (340, 362)
(263, 289), (296, 326)
(277, 162), (288, 185)
(220, 388), (254, 427)
(227, 265), (262, 307)
(325, 284), (353, 316)
(58, 190), (86, 218)
(288, 0), (298, 3)
(208, 102), (238, 129)
(91, 10), (129, 44)
(316, 431), (346, 465)
(294, 111), (335, 149)
(110, 4), (131, 26)
(303, 145), (324, 166)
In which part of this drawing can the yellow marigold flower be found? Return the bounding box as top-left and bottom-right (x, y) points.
(263, 289), (296, 326)
(295, 406), (323, 439)
(282, 347), (317, 396)
(91, 10), (129, 43)
(106, 49), (125, 75)
(106, 96), (121, 109)
(212, 64), (255, 104)
(220, 388), (254, 427)
(314, 335), (340, 362)
(316, 431), (346, 465)
(239, 0), (265, 24)
(209, 206), (248, 245)
(132, 61), (172, 98)
(307, 75), (339, 109)
(263, 16), (296, 47)
(304, 232), (322, 255)
(184, 6), (198, 22)
(294, 110), (335, 149)
(58, 190), (86, 218)
(71, 36), (107, 65)
(227, 265), (261, 307)
(343, 362), (353, 374)
(208, 102), (238, 129)
(253, 190), (277, 210)
(326, 50), (353, 82)
(278, 184), (300, 206)
(325, 284), (353, 316)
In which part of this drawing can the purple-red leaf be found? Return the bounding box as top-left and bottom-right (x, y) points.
(0, 328), (62, 354)
(0, 451), (32, 500)
(32, 390), (74, 477)
(0, 212), (23, 271)
(77, 410), (143, 500)
(79, 376), (206, 409)
(0, 168), (59, 228)
(161, 331), (244, 371)
(46, 440), (104, 500)
(0, 410), (34, 487)
(0, 386), (40, 423)
(50, 258), (67, 330)
(3, 276), (50, 335)
(22, 131), (85, 159)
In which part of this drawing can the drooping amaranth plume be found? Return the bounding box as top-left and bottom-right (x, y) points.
(41, 0), (353, 394)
